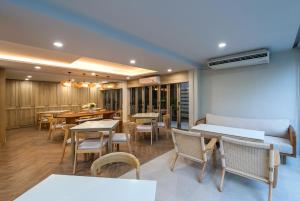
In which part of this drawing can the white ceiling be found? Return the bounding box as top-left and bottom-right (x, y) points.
(0, 0), (299, 81)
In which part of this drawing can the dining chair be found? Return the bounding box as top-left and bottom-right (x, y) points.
(91, 152), (140, 179)
(48, 117), (65, 140)
(112, 122), (136, 153)
(157, 114), (170, 139)
(219, 136), (280, 201)
(38, 113), (53, 130)
(60, 124), (77, 163)
(73, 132), (108, 174)
(171, 128), (217, 182)
(135, 119), (154, 145)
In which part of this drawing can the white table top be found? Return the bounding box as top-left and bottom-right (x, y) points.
(15, 174), (157, 201)
(191, 124), (265, 141)
(132, 113), (159, 118)
(70, 120), (119, 132)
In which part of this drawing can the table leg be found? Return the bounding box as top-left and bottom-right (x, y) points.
(108, 129), (113, 153)
(71, 131), (76, 164)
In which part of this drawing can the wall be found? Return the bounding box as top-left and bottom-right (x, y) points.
(0, 69), (6, 145)
(197, 49), (300, 153)
(6, 80), (103, 129)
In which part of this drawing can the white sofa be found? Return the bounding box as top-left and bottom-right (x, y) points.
(196, 113), (297, 163)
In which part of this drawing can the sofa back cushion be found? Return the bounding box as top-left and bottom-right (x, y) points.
(206, 113), (290, 138)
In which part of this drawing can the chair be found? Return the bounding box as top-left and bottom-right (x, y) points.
(73, 132), (108, 174)
(135, 119), (154, 145)
(112, 122), (136, 153)
(170, 128), (217, 182)
(219, 136), (280, 201)
(113, 110), (122, 120)
(48, 117), (65, 140)
(157, 114), (170, 139)
(60, 124), (78, 163)
(38, 113), (53, 130)
(91, 152), (140, 179)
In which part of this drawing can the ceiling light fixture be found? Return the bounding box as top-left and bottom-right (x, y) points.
(53, 41), (63, 48)
(91, 72), (96, 76)
(27, 75), (32, 78)
(34, 66), (41, 70)
(61, 72), (73, 87)
(25, 78), (29, 81)
(218, 42), (226, 48)
(130, 59), (136, 64)
(77, 73), (90, 88)
(167, 69), (172, 72)
(126, 76), (130, 80)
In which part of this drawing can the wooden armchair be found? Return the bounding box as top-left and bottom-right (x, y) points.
(219, 136), (280, 201)
(170, 128), (217, 182)
(91, 152), (140, 179)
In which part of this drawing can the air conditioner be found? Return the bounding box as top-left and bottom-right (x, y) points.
(139, 76), (160, 85)
(207, 49), (269, 70)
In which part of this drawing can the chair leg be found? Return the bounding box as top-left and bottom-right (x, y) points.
(170, 153), (178, 171)
(73, 153), (78, 174)
(48, 128), (53, 140)
(60, 142), (67, 163)
(198, 162), (207, 182)
(280, 155), (287, 165)
(268, 182), (273, 201)
(273, 167), (278, 188)
(39, 122), (42, 131)
(212, 147), (217, 168)
(219, 168), (226, 192)
(166, 128), (170, 139)
(150, 131), (153, 145)
(127, 141), (132, 153)
(156, 128), (158, 141)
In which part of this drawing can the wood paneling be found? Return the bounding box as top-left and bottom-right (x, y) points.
(5, 80), (103, 129)
(0, 69), (6, 145)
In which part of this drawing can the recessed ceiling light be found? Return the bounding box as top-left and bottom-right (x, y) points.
(130, 59), (136, 64)
(218, 42), (226, 48)
(126, 76), (130, 80)
(167, 69), (172, 72)
(27, 75), (32, 78)
(25, 78), (29, 81)
(53, 41), (63, 48)
(91, 72), (96, 76)
(34, 66), (41, 70)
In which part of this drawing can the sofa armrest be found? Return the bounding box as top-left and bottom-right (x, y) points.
(195, 118), (206, 125)
(288, 125), (297, 157)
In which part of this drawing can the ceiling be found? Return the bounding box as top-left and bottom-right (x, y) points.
(0, 0), (299, 81)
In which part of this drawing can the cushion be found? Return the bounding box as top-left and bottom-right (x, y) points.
(206, 113), (290, 138)
(264, 136), (293, 154)
(136, 125), (152, 132)
(78, 138), (108, 150)
(112, 133), (129, 142)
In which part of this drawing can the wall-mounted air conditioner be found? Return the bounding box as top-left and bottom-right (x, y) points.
(139, 76), (160, 85)
(207, 49), (269, 70)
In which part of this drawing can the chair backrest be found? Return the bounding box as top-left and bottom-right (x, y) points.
(171, 128), (207, 162)
(91, 152), (140, 179)
(163, 114), (170, 128)
(62, 124), (76, 138)
(219, 136), (274, 183)
(136, 118), (152, 125)
(123, 122), (136, 134)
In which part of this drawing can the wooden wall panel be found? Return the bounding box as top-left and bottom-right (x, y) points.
(6, 80), (103, 129)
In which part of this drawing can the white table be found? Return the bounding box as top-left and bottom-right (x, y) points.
(191, 124), (265, 142)
(70, 120), (119, 159)
(15, 174), (157, 201)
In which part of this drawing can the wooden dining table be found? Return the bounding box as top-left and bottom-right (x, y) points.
(57, 110), (115, 124)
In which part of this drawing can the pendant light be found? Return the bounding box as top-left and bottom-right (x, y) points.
(61, 72), (72, 87)
(77, 73), (90, 88)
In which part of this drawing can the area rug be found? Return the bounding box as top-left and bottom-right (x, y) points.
(121, 150), (300, 201)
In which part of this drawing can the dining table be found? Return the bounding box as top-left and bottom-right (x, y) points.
(70, 120), (119, 161)
(132, 113), (160, 138)
(15, 174), (157, 201)
(57, 110), (115, 124)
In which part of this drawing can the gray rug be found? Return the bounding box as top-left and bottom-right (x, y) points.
(121, 150), (300, 201)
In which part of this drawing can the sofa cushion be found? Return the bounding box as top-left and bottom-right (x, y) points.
(206, 113), (290, 138)
(264, 136), (293, 154)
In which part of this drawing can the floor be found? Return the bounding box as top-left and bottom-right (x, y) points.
(121, 150), (300, 201)
(0, 127), (173, 201)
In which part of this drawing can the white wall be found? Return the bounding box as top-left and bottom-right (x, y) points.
(197, 49), (300, 153)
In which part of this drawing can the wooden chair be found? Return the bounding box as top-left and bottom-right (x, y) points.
(157, 114), (170, 139)
(91, 152), (140, 179)
(112, 122), (136, 153)
(73, 132), (108, 174)
(135, 119), (154, 145)
(60, 124), (77, 163)
(219, 136), (280, 201)
(171, 128), (217, 182)
(38, 113), (53, 130)
(48, 117), (65, 140)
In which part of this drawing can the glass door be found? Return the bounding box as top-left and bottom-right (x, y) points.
(152, 86), (159, 113)
(179, 82), (189, 130)
(144, 86), (150, 112)
(160, 85), (167, 118)
(169, 83), (178, 128)
(137, 87), (143, 113)
(130, 88), (136, 114)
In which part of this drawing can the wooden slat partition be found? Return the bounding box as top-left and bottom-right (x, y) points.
(5, 79), (103, 129)
(0, 69), (6, 145)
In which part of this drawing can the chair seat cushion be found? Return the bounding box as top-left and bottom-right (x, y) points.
(136, 125), (152, 132)
(66, 138), (84, 144)
(101, 131), (116, 136)
(157, 122), (165, 128)
(264, 136), (293, 154)
(78, 138), (108, 150)
(112, 133), (129, 142)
